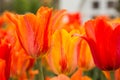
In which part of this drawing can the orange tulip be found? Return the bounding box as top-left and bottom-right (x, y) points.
(102, 71), (111, 80)
(6, 7), (52, 57)
(71, 69), (92, 80)
(9, 24), (35, 79)
(46, 29), (80, 75)
(6, 7), (66, 58)
(84, 16), (120, 70)
(11, 48), (34, 78)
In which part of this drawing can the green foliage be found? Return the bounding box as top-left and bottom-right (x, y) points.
(84, 67), (115, 80)
(12, 0), (41, 14)
(0, 0), (59, 14)
(84, 68), (107, 80)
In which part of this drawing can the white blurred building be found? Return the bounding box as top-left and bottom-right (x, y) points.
(59, 0), (118, 22)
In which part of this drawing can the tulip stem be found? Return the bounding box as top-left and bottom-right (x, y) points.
(40, 59), (44, 80)
(34, 58), (44, 80)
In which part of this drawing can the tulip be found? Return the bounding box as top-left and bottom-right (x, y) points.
(0, 30), (12, 80)
(115, 68), (120, 80)
(50, 74), (70, 80)
(8, 17), (36, 79)
(67, 13), (81, 25)
(11, 48), (35, 78)
(0, 43), (11, 80)
(71, 69), (92, 80)
(6, 7), (66, 58)
(0, 13), (16, 80)
(77, 39), (95, 71)
(0, 59), (6, 80)
(6, 7), (52, 57)
(84, 17), (120, 70)
(62, 13), (81, 32)
(68, 26), (95, 71)
(6, 7), (67, 80)
(46, 29), (80, 75)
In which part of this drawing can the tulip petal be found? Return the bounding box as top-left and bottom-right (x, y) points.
(0, 43), (11, 80)
(36, 7), (52, 55)
(50, 10), (67, 32)
(95, 18), (114, 70)
(0, 59), (6, 80)
(47, 29), (78, 75)
(85, 20), (96, 42)
(110, 25), (120, 70)
(16, 14), (39, 57)
(85, 17), (120, 70)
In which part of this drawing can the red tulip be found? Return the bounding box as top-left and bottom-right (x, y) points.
(62, 13), (81, 32)
(0, 59), (6, 80)
(84, 17), (120, 70)
(67, 13), (81, 25)
(0, 29), (11, 80)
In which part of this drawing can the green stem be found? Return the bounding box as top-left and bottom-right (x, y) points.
(34, 58), (44, 80)
(9, 77), (18, 80)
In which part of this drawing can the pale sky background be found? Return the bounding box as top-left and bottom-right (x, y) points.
(59, 0), (81, 12)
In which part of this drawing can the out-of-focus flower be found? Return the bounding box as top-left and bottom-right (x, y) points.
(115, 68), (120, 80)
(50, 74), (70, 80)
(67, 13), (81, 25)
(11, 48), (35, 79)
(0, 29), (12, 80)
(62, 13), (81, 32)
(110, 18), (120, 24)
(46, 29), (80, 75)
(46, 70), (91, 80)
(71, 69), (92, 80)
(0, 59), (6, 80)
(45, 74), (70, 80)
(84, 16), (120, 70)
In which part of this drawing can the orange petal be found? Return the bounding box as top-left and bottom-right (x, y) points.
(50, 74), (70, 80)
(102, 71), (111, 80)
(71, 69), (82, 80)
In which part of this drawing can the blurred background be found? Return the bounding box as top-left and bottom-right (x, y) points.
(60, 0), (119, 22)
(0, 0), (59, 14)
(0, 0), (120, 22)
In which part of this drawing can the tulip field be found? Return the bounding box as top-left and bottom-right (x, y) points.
(0, 3), (120, 80)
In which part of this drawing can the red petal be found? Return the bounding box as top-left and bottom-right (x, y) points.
(85, 20), (96, 42)
(109, 25), (120, 69)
